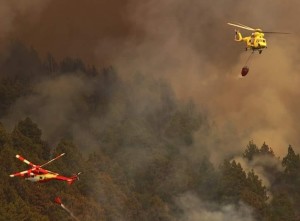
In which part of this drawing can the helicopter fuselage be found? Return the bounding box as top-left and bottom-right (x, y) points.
(24, 171), (59, 183)
(235, 30), (267, 53)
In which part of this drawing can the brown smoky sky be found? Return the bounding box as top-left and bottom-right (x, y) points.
(3, 0), (300, 161)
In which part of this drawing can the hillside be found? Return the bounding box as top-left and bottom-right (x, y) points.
(0, 42), (299, 221)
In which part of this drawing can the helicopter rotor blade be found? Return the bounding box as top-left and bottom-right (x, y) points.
(10, 169), (30, 177)
(262, 31), (291, 34)
(15, 155), (37, 167)
(40, 153), (65, 168)
(236, 22), (256, 30)
(227, 22), (255, 31)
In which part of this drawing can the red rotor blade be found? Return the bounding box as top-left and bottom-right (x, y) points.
(16, 155), (37, 167)
(10, 170), (30, 177)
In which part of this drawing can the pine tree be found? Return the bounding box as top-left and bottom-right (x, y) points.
(282, 145), (300, 176)
(16, 117), (42, 144)
(219, 160), (247, 203)
(243, 141), (260, 161)
(241, 170), (268, 218)
(260, 142), (274, 156)
(267, 193), (296, 221)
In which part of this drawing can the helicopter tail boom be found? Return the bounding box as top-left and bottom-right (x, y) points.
(67, 172), (81, 185)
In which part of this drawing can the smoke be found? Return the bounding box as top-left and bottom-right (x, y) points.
(1, 0), (299, 164)
(233, 154), (283, 201)
(0, 0), (51, 39)
(1, 1), (299, 219)
(0, 0), (298, 168)
(1, 74), (93, 143)
(176, 193), (256, 221)
(96, 0), (300, 160)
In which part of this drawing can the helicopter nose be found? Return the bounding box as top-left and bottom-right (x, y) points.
(259, 42), (267, 48)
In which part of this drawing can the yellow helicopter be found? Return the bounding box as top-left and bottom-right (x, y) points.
(227, 22), (290, 54)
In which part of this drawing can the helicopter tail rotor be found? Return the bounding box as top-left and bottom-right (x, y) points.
(67, 172), (82, 185)
(234, 29), (243, 41)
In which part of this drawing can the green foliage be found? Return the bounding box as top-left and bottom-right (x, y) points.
(1, 107), (300, 221)
(0, 122), (110, 220)
(243, 141), (260, 161)
(245, 170), (268, 202)
(16, 117), (42, 144)
(1, 42), (300, 220)
(164, 101), (202, 146)
(242, 170), (268, 216)
(219, 160), (247, 203)
(194, 157), (219, 200)
(60, 57), (87, 73)
(260, 142), (274, 156)
(282, 145), (300, 175)
(243, 141), (274, 161)
(266, 193), (296, 221)
(218, 159), (269, 219)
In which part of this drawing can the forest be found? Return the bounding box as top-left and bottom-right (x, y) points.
(0, 41), (300, 221)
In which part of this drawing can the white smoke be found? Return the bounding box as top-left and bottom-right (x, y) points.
(105, 0), (300, 161)
(176, 193), (256, 221)
(233, 153), (283, 201)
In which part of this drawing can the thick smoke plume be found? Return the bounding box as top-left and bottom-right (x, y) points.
(105, 0), (300, 160)
(233, 154), (283, 200)
(2, 0), (300, 163)
(0, 0), (50, 39)
(176, 193), (255, 221)
(1, 1), (299, 220)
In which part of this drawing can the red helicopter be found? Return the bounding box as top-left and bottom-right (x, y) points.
(10, 153), (81, 185)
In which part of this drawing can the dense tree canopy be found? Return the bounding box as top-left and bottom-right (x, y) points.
(0, 42), (299, 220)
